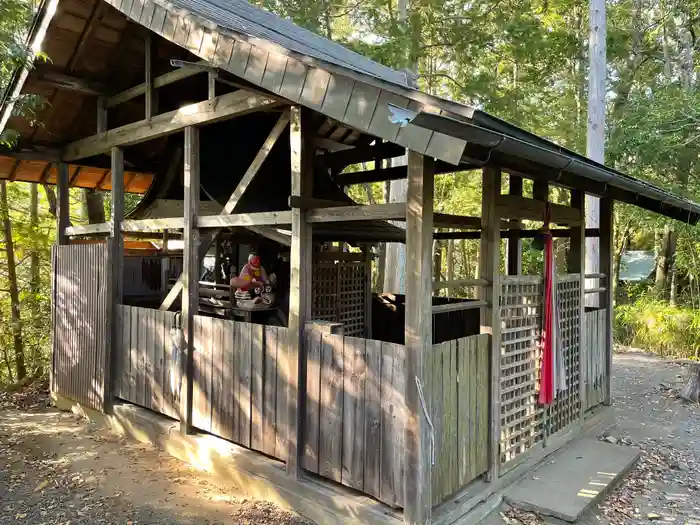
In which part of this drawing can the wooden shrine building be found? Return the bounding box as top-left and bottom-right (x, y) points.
(2, 0), (700, 523)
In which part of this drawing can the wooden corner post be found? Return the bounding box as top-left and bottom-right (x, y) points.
(56, 163), (69, 246)
(569, 190), (586, 420)
(106, 146), (124, 413)
(481, 166), (501, 482)
(181, 126), (200, 433)
(599, 197), (613, 406)
(506, 175), (523, 275)
(404, 151), (434, 524)
(287, 106), (313, 477)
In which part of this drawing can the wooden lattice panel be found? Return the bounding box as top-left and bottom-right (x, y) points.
(548, 275), (581, 434)
(312, 262), (338, 322)
(311, 257), (367, 337)
(339, 262), (366, 336)
(499, 276), (545, 464)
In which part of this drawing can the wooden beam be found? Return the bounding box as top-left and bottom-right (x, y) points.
(35, 71), (107, 96)
(321, 141), (406, 170)
(288, 196), (348, 210)
(65, 223), (112, 236)
(403, 151), (434, 525)
(287, 106), (314, 477)
(434, 228), (601, 240)
(106, 146), (124, 412)
(334, 161), (459, 186)
(481, 166), (501, 482)
(122, 218), (185, 231)
(208, 71), (216, 100)
(600, 197), (613, 406)
(0, 149), (61, 162)
(433, 213), (481, 229)
(65, 90), (281, 161)
(497, 195), (582, 225)
(181, 126), (200, 434)
(432, 300), (488, 314)
(197, 211), (292, 229)
(507, 175), (523, 275)
(313, 137), (353, 152)
(307, 203), (405, 223)
(56, 163), (70, 245)
(106, 61), (209, 108)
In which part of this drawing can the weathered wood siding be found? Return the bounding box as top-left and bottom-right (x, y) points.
(583, 308), (607, 410)
(52, 244), (110, 412)
(303, 332), (406, 508)
(116, 305), (180, 419)
(431, 334), (489, 505)
(191, 316), (289, 461)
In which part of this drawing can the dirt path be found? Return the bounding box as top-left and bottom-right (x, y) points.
(0, 385), (312, 525)
(2, 352), (700, 525)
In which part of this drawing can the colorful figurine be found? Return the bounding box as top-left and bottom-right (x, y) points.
(230, 252), (271, 307)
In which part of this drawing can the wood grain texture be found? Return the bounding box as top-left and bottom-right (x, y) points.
(363, 337), (382, 499)
(341, 336), (366, 490)
(319, 334), (344, 482)
(302, 330), (322, 472)
(403, 151), (434, 524)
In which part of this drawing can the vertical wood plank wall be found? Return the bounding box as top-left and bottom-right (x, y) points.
(583, 308), (607, 410)
(303, 331), (406, 508)
(116, 305), (180, 420)
(116, 310), (289, 461)
(431, 334), (489, 506)
(191, 315), (289, 461)
(52, 244), (110, 412)
(302, 331), (489, 509)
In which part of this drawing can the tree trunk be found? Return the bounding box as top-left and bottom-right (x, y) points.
(655, 224), (673, 298)
(613, 224), (631, 302)
(43, 184), (58, 218)
(585, 0), (607, 308)
(29, 184), (40, 369)
(0, 181), (26, 380)
(84, 189), (105, 224)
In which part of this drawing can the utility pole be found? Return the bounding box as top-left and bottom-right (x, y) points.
(586, 0), (606, 306)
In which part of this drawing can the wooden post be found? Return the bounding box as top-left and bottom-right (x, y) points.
(364, 244), (373, 338)
(507, 175), (523, 275)
(481, 166), (501, 482)
(145, 33), (156, 119)
(208, 71), (216, 100)
(56, 163), (70, 245)
(287, 106), (313, 477)
(569, 190), (586, 420)
(161, 229), (170, 298)
(599, 197), (613, 406)
(403, 151), (434, 524)
(106, 146), (124, 412)
(446, 240), (454, 296)
(181, 126), (200, 433)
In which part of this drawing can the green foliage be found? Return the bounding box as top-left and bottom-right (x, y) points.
(615, 297), (700, 359)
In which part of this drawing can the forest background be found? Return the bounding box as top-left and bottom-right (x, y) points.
(0, 0), (698, 385)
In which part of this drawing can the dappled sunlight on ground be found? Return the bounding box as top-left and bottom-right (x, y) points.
(0, 399), (313, 524)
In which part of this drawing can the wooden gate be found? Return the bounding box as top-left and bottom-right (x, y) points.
(51, 244), (111, 412)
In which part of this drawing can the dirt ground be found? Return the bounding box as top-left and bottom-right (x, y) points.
(2, 351), (700, 525)
(500, 350), (700, 525)
(0, 384), (313, 525)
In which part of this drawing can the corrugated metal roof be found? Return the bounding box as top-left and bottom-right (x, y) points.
(172, 0), (410, 87)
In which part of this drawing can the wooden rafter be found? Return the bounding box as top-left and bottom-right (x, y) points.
(63, 90), (281, 161)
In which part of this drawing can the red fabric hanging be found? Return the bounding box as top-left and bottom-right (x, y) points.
(539, 228), (555, 406)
